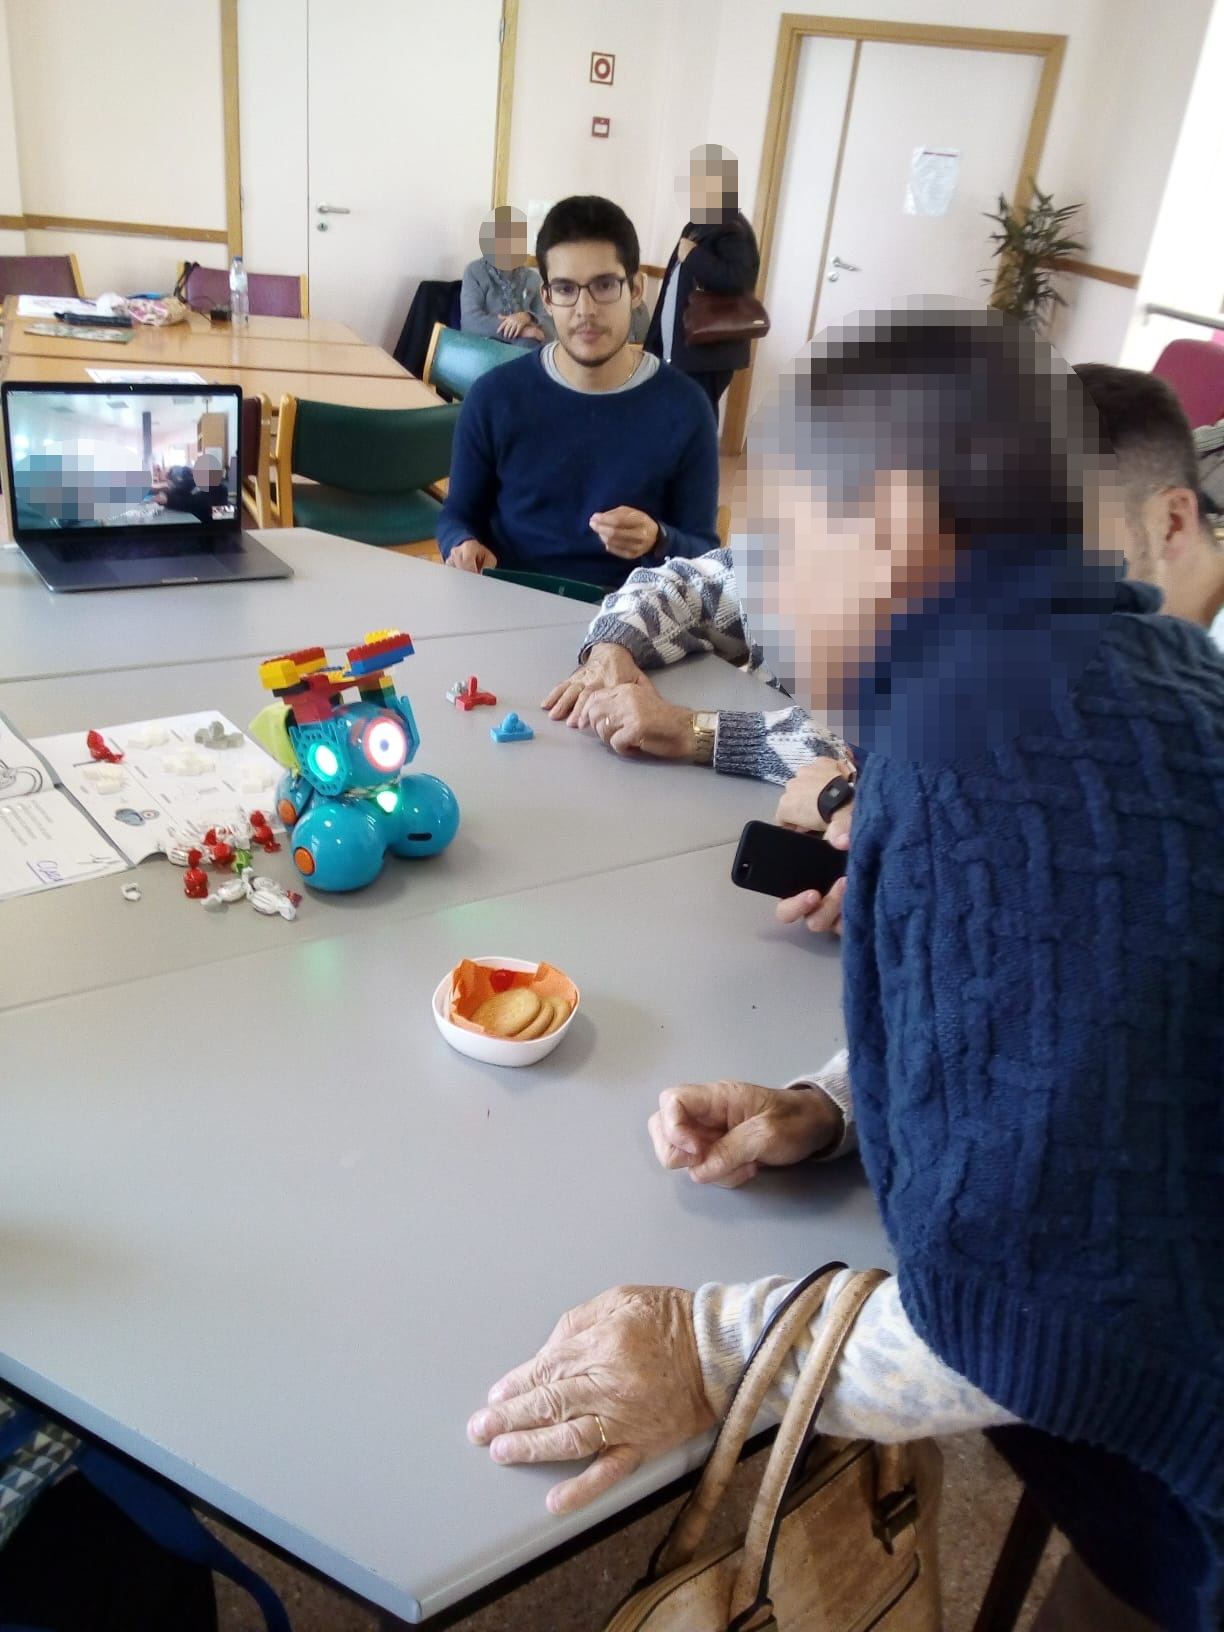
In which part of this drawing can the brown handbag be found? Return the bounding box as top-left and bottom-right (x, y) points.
(683, 289), (771, 346)
(603, 1268), (942, 1632)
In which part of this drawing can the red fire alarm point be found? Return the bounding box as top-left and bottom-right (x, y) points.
(590, 52), (615, 85)
(592, 116), (610, 139)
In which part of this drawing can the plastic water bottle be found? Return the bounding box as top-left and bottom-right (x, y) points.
(228, 256), (249, 327)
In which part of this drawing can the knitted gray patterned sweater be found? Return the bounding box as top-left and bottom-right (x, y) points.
(580, 548), (847, 783)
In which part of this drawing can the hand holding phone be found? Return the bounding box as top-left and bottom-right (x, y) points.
(731, 820), (847, 900)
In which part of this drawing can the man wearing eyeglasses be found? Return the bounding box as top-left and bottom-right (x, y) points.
(438, 196), (720, 591)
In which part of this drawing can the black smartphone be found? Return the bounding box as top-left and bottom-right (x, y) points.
(730, 820), (847, 899)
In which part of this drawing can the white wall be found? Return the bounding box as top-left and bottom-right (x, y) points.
(2, 0), (228, 294)
(0, 1), (22, 216)
(507, 0), (675, 268)
(1117, 0), (1224, 369)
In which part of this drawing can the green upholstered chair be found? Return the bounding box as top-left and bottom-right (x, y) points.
(274, 397), (460, 548)
(422, 322), (520, 400)
(482, 568), (606, 604)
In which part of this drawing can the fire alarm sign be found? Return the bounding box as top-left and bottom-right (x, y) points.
(592, 116), (610, 138)
(590, 51), (615, 84)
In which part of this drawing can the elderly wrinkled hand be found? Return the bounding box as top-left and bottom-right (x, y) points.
(468, 1285), (715, 1514)
(774, 756), (854, 936)
(541, 643), (643, 721)
(578, 681), (696, 759)
(649, 1079), (843, 1188)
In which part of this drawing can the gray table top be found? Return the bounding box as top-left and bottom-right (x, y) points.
(0, 846), (878, 1624)
(0, 630), (780, 1011)
(0, 531), (591, 683)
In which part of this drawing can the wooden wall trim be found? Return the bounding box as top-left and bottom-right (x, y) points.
(1047, 257), (1139, 290)
(20, 214), (228, 243)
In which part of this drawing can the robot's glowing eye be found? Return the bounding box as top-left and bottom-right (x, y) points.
(309, 744), (340, 779)
(363, 717), (407, 773)
(375, 788), (399, 813)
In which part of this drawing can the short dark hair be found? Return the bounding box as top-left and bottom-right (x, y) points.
(763, 306), (1097, 540)
(535, 196), (640, 285)
(1073, 362), (1210, 519)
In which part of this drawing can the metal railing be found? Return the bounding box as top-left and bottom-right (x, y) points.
(1143, 301), (1224, 333)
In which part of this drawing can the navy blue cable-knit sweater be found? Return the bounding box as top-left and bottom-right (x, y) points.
(842, 581), (1224, 1630)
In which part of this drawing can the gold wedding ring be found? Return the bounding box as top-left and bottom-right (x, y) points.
(593, 1413), (608, 1452)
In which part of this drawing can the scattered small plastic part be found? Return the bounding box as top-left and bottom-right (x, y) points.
(183, 866), (210, 899)
(120, 883), (142, 903)
(202, 892), (226, 912)
(454, 676), (497, 711)
(164, 841), (195, 866)
(84, 763), (126, 793)
(85, 730), (123, 764)
(491, 712), (534, 743)
(125, 724), (170, 749)
(205, 842), (236, 866)
(161, 748), (215, 776)
(232, 847), (253, 872)
(194, 720), (244, 750)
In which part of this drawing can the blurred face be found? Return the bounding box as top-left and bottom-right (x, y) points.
(541, 241), (643, 370)
(689, 161), (733, 223)
(479, 212), (530, 272)
(193, 453), (223, 489)
(739, 459), (953, 715)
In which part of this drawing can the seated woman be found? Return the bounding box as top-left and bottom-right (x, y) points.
(461, 206), (554, 349)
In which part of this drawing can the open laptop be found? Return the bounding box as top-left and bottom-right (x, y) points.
(1, 380), (292, 591)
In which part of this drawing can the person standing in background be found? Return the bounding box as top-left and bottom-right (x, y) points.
(461, 206), (554, 349)
(645, 145), (761, 418)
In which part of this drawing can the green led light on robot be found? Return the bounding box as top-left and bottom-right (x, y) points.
(375, 788), (399, 813)
(310, 743), (339, 778)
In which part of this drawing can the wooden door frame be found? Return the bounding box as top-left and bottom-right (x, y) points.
(492, 0), (520, 206)
(721, 13), (1067, 456)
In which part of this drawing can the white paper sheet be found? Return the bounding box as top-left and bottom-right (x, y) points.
(0, 714), (128, 898)
(0, 792), (128, 898)
(16, 293), (125, 317)
(904, 148), (960, 217)
(85, 369), (207, 385)
(31, 713), (285, 864)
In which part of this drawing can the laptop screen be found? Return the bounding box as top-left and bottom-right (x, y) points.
(1, 383), (242, 540)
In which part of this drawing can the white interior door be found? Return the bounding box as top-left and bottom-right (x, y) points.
(306, 0), (502, 350)
(754, 37), (1044, 421)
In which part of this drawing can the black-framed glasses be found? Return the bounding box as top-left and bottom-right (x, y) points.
(543, 275), (627, 307)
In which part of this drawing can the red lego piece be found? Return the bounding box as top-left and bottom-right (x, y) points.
(85, 730), (123, 763)
(183, 866), (209, 899)
(248, 811), (268, 829)
(455, 675), (497, 711)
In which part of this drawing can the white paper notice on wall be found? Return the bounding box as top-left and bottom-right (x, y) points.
(904, 148), (960, 217)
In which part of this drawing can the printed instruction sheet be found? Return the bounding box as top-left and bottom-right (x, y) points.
(0, 716), (128, 899)
(30, 712), (284, 865)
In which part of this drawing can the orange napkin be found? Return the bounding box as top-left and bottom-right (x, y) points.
(448, 960), (578, 1035)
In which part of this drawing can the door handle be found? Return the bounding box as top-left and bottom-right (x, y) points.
(316, 203), (351, 215)
(830, 256), (860, 271)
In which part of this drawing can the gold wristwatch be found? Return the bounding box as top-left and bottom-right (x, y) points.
(690, 711), (718, 766)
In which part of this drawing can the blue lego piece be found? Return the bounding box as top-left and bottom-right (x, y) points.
(491, 712), (534, 744)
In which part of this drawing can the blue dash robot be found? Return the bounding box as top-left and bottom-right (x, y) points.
(251, 630), (459, 891)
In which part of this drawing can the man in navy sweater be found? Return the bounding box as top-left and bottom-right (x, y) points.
(438, 196), (720, 591)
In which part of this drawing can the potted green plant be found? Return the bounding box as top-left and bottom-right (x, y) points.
(984, 184), (1085, 331)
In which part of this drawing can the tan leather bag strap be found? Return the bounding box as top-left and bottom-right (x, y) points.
(652, 1265), (844, 1575)
(727, 1268), (890, 1626)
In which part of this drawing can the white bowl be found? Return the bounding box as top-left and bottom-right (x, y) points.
(432, 956), (579, 1067)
